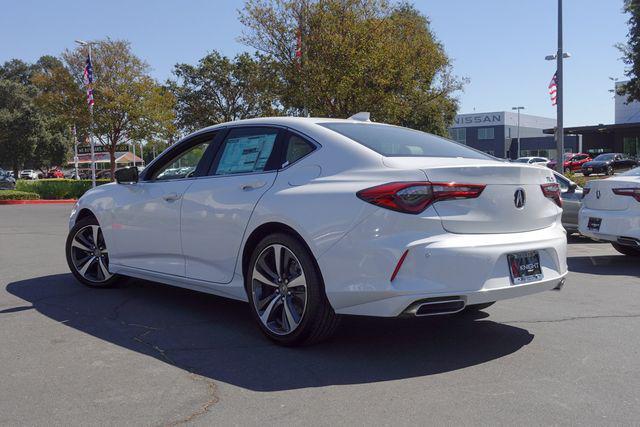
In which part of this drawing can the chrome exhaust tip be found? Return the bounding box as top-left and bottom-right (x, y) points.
(404, 297), (466, 317)
(552, 278), (566, 291)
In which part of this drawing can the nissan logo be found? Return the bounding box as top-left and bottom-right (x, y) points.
(514, 188), (526, 209)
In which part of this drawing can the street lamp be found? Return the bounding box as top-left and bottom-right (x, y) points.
(75, 39), (96, 187)
(512, 106), (525, 158)
(545, 0), (571, 173)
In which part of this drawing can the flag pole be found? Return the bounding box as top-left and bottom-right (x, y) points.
(555, 0), (564, 173)
(89, 43), (96, 188)
(73, 124), (79, 180)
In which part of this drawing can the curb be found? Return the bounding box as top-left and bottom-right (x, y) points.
(0, 199), (77, 205)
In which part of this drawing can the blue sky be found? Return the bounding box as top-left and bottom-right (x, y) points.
(0, 0), (629, 126)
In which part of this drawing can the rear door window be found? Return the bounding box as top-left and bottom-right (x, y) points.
(213, 127), (281, 175)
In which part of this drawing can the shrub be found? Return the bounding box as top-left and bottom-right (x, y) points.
(0, 190), (41, 200)
(564, 172), (587, 188)
(15, 179), (110, 200)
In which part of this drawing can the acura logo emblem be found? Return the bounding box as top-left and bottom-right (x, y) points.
(514, 188), (526, 209)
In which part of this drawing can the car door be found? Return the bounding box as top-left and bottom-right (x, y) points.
(180, 126), (285, 284)
(555, 173), (581, 230)
(109, 132), (219, 276)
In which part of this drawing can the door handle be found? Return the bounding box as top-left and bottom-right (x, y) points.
(241, 181), (266, 191)
(162, 192), (181, 202)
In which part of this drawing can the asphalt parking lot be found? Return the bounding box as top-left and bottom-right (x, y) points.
(1, 205), (640, 426)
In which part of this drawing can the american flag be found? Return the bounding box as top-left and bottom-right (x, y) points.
(83, 54), (94, 107)
(548, 72), (558, 106)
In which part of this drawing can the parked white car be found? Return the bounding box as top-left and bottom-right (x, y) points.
(19, 169), (39, 180)
(65, 116), (568, 345)
(579, 167), (640, 256)
(514, 156), (551, 166)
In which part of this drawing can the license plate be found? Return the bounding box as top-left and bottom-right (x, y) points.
(507, 251), (543, 285)
(588, 217), (602, 231)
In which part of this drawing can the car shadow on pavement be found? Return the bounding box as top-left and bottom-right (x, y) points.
(6, 274), (534, 392)
(568, 254), (640, 276)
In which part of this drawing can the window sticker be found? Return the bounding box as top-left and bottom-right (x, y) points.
(217, 133), (276, 174)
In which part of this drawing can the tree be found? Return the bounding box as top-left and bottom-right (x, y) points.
(0, 80), (44, 177)
(238, 0), (464, 135)
(60, 39), (175, 178)
(619, 0), (640, 102)
(169, 51), (282, 133)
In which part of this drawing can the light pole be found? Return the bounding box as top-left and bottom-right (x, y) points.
(544, 0), (571, 173)
(512, 106), (524, 158)
(75, 39), (96, 187)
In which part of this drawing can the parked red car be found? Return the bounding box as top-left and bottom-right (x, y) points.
(46, 169), (64, 178)
(564, 153), (592, 172)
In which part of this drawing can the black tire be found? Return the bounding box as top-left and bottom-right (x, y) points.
(564, 167), (571, 174)
(245, 233), (339, 346)
(583, 172), (590, 177)
(464, 301), (495, 312)
(65, 215), (121, 287)
(611, 243), (640, 257)
(606, 165), (613, 175)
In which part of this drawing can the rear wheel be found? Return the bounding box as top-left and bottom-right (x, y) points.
(611, 243), (640, 257)
(606, 165), (614, 175)
(66, 216), (121, 287)
(246, 233), (339, 346)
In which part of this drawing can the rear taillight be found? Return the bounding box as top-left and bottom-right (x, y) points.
(356, 181), (486, 214)
(541, 183), (562, 207)
(582, 187), (591, 198)
(612, 187), (640, 202)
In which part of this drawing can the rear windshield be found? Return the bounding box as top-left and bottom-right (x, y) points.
(319, 122), (491, 159)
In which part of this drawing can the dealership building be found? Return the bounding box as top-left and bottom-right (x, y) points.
(448, 111), (578, 159)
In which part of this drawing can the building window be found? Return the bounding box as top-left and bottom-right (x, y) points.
(623, 136), (639, 158)
(477, 127), (495, 140)
(449, 127), (466, 144)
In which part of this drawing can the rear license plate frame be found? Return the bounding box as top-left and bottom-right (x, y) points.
(507, 251), (543, 285)
(588, 217), (602, 231)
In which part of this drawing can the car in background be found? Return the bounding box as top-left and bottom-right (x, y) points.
(514, 156), (551, 166)
(65, 116), (567, 346)
(19, 170), (39, 180)
(561, 153), (592, 173)
(579, 167), (640, 256)
(46, 169), (65, 178)
(0, 169), (16, 190)
(581, 153), (638, 176)
(552, 171), (582, 233)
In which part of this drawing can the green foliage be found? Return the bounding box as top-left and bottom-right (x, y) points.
(0, 190), (40, 200)
(564, 171), (587, 188)
(170, 51), (282, 132)
(618, 0), (640, 102)
(239, 0), (464, 135)
(16, 179), (109, 199)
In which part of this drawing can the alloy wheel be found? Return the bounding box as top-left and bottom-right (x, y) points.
(70, 224), (112, 283)
(251, 244), (308, 336)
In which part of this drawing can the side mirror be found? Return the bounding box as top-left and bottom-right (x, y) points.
(115, 167), (139, 184)
(568, 183), (577, 193)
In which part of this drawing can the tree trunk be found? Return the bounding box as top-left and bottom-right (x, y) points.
(12, 164), (18, 182)
(109, 148), (116, 182)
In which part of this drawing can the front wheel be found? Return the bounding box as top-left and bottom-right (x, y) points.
(606, 165), (614, 175)
(611, 243), (640, 257)
(65, 216), (121, 287)
(246, 233), (339, 346)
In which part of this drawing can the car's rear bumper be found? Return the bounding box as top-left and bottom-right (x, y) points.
(318, 210), (567, 317)
(579, 207), (640, 243)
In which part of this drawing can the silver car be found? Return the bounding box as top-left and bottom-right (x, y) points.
(553, 171), (582, 233)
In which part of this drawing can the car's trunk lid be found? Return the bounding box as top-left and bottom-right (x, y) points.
(583, 176), (640, 211)
(383, 158), (560, 234)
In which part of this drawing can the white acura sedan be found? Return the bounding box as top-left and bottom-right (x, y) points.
(66, 115), (568, 345)
(579, 167), (640, 256)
